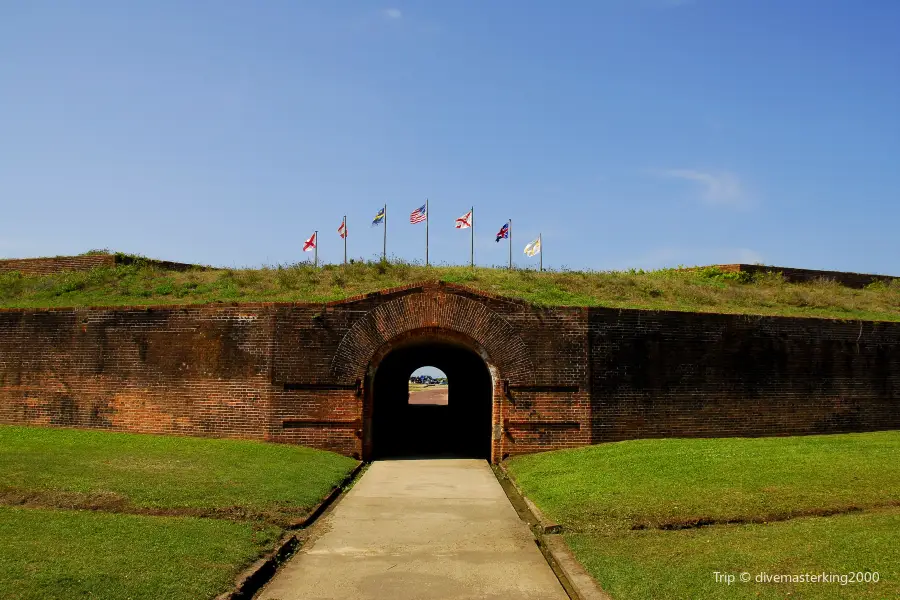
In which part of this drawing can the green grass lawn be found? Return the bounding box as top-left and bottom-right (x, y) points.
(2, 259), (900, 321)
(408, 382), (448, 392)
(0, 507), (280, 600)
(0, 425), (358, 523)
(506, 432), (900, 599)
(0, 425), (359, 600)
(567, 508), (899, 600)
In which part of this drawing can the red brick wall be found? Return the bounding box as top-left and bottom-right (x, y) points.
(0, 282), (897, 461)
(716, 264), (897, 288)
(589, 309), (900, 441)
(0, 305), (274, 440)
(0, 254), (204, 276)
(0, 255), (115, 275)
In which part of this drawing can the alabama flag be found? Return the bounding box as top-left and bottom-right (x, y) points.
(303, 232), (317, 252)
(337, 219), (347, 239)
(455, 210), (472, 229)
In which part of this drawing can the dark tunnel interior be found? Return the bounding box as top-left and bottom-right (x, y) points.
(371, 341), (493, 459)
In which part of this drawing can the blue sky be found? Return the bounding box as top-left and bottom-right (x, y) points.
(2, 1), (899, 273)
(411, 366), (445, 379)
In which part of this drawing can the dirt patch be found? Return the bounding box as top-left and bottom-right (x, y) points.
(408, 387), (449, 405)
(0, 487), (311, 527)
(0, 463), (366, 529)
(629, 501), (900, 531)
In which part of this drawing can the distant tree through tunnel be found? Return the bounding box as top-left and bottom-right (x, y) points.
(408, 366), (449, 406)
(371, 339), (492, 459)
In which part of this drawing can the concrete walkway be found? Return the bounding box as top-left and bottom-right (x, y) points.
(258, 459), (568, 600)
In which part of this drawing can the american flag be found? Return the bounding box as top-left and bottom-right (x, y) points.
(495, 222), (509, 242)
(409, 204), (427, 224)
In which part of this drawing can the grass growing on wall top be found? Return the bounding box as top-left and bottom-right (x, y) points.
(1, 260), (900, 321)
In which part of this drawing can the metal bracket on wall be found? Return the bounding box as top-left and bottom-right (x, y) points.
(282, 419), (362, 429)
(504, 383), (579, 406)
(283, 382), (358, 391)
(507, 385), (580, 393)
(282, 379), (362, 396)
(504, 419), (581, 431)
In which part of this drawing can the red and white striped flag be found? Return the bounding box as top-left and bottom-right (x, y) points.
(337, 219), (347, 239)
(455, 210), (472, 229)
(409, 204), (427, 224)
(303, 232), (317, 251)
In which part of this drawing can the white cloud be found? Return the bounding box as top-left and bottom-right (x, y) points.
(658, 169), (747, 207)
(383, 8), (402, 19)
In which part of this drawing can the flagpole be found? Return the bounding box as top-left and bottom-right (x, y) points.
(314, 231), (318, 268)
(470, 206), (474, 268)
(425, 198), (429, 266)
(382, 204), (387, 262)
(343, 216), (347, 266)
(508, 219), (512, 270)
(539, 232), (542, 272)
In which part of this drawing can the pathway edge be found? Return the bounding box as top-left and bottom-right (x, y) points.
(495, 463), (613, 600)
(216, 461), (367, 600)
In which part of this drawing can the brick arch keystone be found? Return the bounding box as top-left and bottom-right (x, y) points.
(330, 291), (536, 384)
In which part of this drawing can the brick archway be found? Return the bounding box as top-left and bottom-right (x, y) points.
(363, 328), (498, 460)
(329, 288), (535, 462)
(329, 289), (536, 385)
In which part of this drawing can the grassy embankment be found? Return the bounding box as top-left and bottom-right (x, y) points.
(0, 425), (358, 600)
(505, 432), (900, 599)
(1, 258), (900, 321)
(408, 383), (448, 392)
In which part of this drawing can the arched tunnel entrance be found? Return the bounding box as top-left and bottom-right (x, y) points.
(369, 336), (493, 460)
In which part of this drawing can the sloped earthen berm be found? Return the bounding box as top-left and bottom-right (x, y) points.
(1, 281), (898, 462)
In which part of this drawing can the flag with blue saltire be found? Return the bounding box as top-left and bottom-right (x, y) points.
(495, 223), (509, 242)
(524, 237), (541, 256)
(372, 207), (385, 226)
(409, 204), (427, 224)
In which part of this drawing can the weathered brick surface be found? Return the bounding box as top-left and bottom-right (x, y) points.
(589, 308), (900, 441)
(0, 254), (203, 276)
(716, 264), (897, 288)
(0, 282), (897, 461)
(0, 306), (272, 441)
(0, 255), (115, 275)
